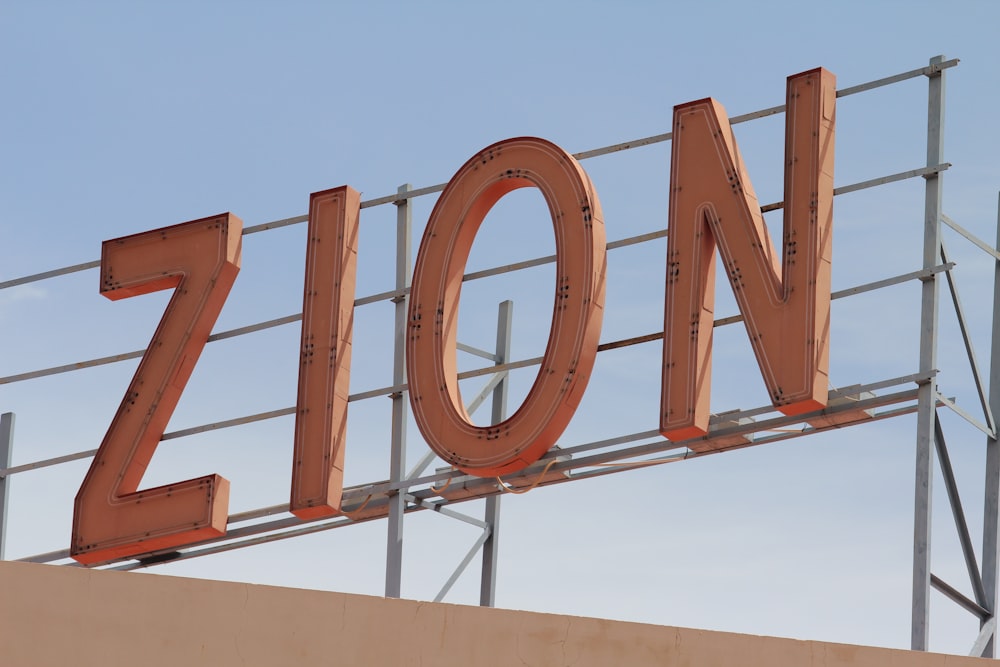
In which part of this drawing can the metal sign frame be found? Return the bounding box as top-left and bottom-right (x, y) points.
(1, 55), (997, 657)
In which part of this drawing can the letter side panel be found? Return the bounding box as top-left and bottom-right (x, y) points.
(407, 137), (605, 477)
(72, 214), (242, 564)
(291, 186), (361, 519)
(661, 69), (835, 443)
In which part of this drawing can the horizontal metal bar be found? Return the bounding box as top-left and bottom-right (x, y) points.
(0, 351), (938, 486)
(760, 164), (951, 213)
(106, 514), (368, 571)
(102, 488), (490, 571)
(354, 287), (406, 307)
(358, 428), (666, 499)
(0, 157), (947, 304)
(161, 407), (296, 441)
(707, 372), (934, 423)
(712, 265), (953, 328)
(463, 229), (669, 283)
(942, 214), (1000, 261)
(561, 389), (921, 474)
(607, 229), (668, 250)
(227, 503), (289, 524)
(830, 263), (954, 300)
(359, 182), (447, 209)
(569, 60), (960, 163)
(466, 160), (943, 287)
(2, 447), (99, 477)
(723, 397), (924, 451)
(0, 313), (303, 386)
(0, 172), (949, 385)
(1, 186), (438, 290)
(0, 225), (668, 387)
(0, 368), (933, 480)
(242, 214), (308, 235)
(0, 260), (101, 290)
(206, 313), (302, 343)
(14, 384), (925, 567)
(0, 349), (145, 386)
(393, 378), (924, 494)
(834, 163), (950, 196)
(565, 452), (690, 483)
(463, 254), (556, 282)
(1, 58), (960, 293)
(17, 482), (433, 565)
(728, 104), (787, 126)
(2, 404), (300, 475)
(835, 58), (959, 98)
(572, 133), (672, 161)
(931, 573), (991, 619)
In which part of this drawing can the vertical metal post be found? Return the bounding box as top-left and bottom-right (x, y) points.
(912, 54), (947, 651)
(480, 300), (512, 607)
(385, 184), (412, 598)
(980, 192), (1000, 658)
(0, 412), (14, 561)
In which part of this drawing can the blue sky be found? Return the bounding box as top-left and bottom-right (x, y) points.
(2, 0), (1000, 656)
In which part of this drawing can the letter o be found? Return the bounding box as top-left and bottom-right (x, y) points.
(406, 137), (606, 477)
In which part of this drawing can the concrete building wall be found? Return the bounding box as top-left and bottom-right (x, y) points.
(0, 560), (989, 666)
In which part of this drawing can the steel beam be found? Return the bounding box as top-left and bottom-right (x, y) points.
(971, 617), (997, 658)
(912, 54), (947, 651)
(934, 420), (988, 608)
(481, 300), (512, 607)
(940, 241), (995, 435)
(981, 192), (1000, 658)
(385, 184), (412, 598)
(0, 412), (14, 560)
(435, 528), (492, 603)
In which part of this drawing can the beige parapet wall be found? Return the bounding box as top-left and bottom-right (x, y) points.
(0, 560), (990, 667)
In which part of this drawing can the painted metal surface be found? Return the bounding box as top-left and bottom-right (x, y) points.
(481, 300), (512, 607)
(385, 183), (412, 597)
(979, 193), (1000, 658)
(406, 137), (606, 477)
(290, 186), (361, 519)
(912, 54), (947, 651)
(71, 214), (242, 564)
(1, 56), (991, 656)
(0, 413), (13, 560)
(661, 68), (835, 443)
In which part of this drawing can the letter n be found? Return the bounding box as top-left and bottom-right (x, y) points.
(661, 68), (835, 442)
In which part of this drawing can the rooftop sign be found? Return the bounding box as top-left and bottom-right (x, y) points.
(71, 68), (837, 565)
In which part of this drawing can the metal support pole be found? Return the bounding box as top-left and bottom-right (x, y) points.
(385, 184), (412, 598)
(0, 412), (14, 560)
(480, 300), (512, 606)
(981, 192), (1000, 657)
(912, 54), (947, 651)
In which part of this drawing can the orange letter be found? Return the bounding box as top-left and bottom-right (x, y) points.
(407, 137), (606, 477)
(72, 214), (241, 564)
(661, 68), (835, 441)
(290, 186), (360, 518)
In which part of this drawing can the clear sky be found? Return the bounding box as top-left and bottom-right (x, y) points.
(2, 0), (1000, 657)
